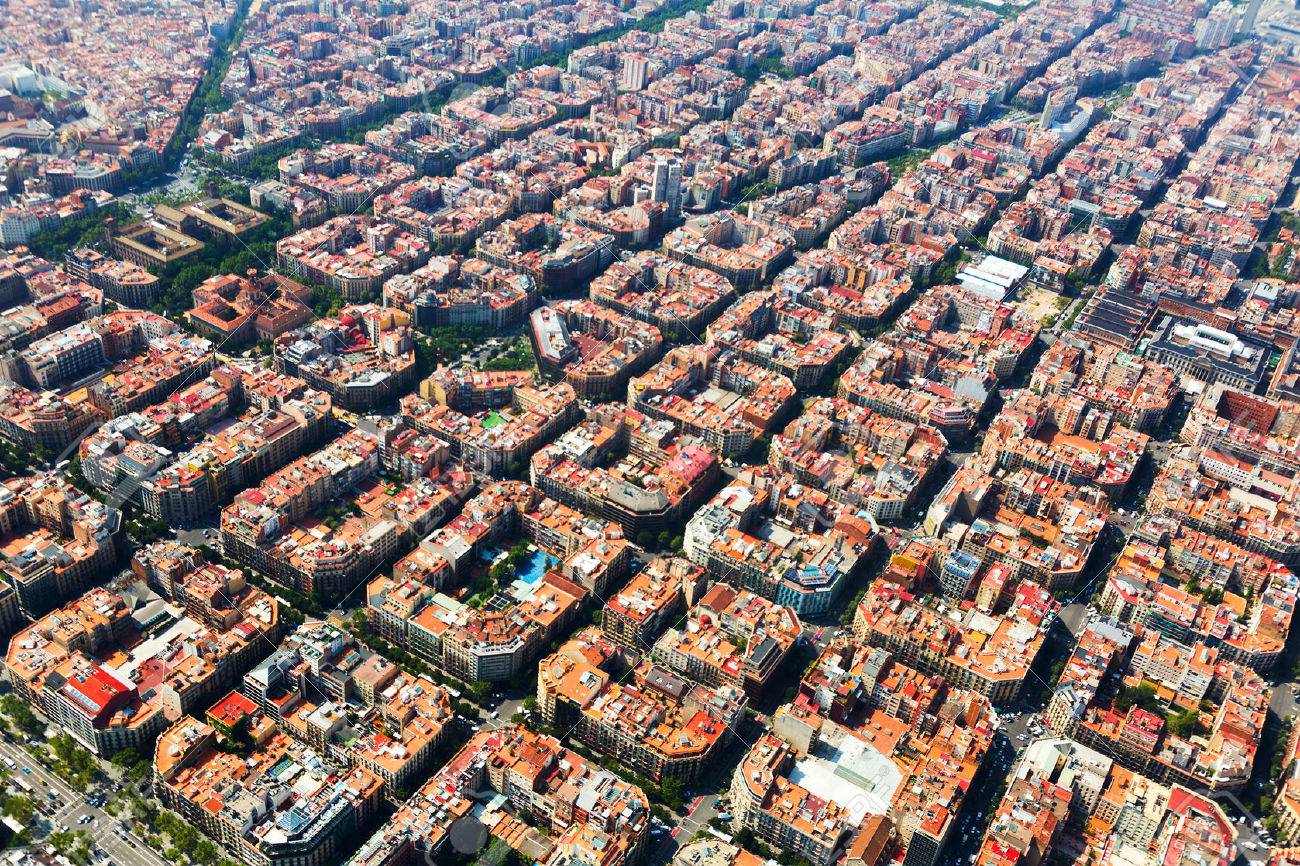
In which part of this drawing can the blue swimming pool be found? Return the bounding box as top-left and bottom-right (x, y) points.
(517, 550), (556, 586)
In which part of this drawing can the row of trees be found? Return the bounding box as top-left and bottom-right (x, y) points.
(25, 203), (137, 261)
(45, 829), (95, 865)
(160, 0), (255, 170)
(0, 695), (42, 738)
(345, 610), (493, 717)
(0, 440), (52, 480)
(47, 734), (100, 788)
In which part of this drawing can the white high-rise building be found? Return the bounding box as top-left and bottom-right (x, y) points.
(1241, 0), (1264, 32)
(621, 53), (649, 91)
(1195, 0), (1240, 47)
(651, 156), (682, 216)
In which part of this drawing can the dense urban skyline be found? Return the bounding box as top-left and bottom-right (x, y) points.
(2, 2), (1300, 866)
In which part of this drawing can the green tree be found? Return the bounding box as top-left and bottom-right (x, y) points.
(2, 794), (35, 824)
(481, 337), (535, 372)
(50, 733), (99, 786)
(1166, 708), (1199, 738)
(491, 560), (515, 586)
(213, 712), (255, 756)
(126, 758), (152, 786)
(469, 680), (493, 704)
(194, 839), (221, 865)
(1114, 682), (1161, 714)
(660, 776), (685, 810)
(507, 541), (531, 569)
(110, 747), (144, 769)
(25, 202), (136, 260)
(48, 830), (92, 864)
(414, 334), (439, 377)
(0, 694), (41, 736)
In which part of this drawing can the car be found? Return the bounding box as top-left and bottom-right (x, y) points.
(21, 766), (30, 774)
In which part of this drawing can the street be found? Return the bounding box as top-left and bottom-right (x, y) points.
(0, 737), (166, 866)
(1273, 682), (1300, 719)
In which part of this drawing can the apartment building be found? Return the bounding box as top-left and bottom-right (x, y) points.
(0, 472), (120, 617)
(852, 579), (1055, 705)
(589, 251), (736, 343)
(529, 302), (663, 401)
(707, 291), (854, 390)
(276, 216), (431, 300)
(6, 574), (278, 756)
(241, 621), (454, 795)
(343, 725), (648, 866)
(770, 397), (946, 523)
(684, 468), (874, 616)
(652, 582), (801, 694)
(602, 557), (704, 648)
(537, 630), (745, 783)
(401, 380), (579, 477)
(0, 385), (97, 451)
(383, 255), (538, 331)
(274, 305), (417, 412)
(530, 403), (718, 536)
(155, 707), (384, 866)
(629, 345), (798, 459)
